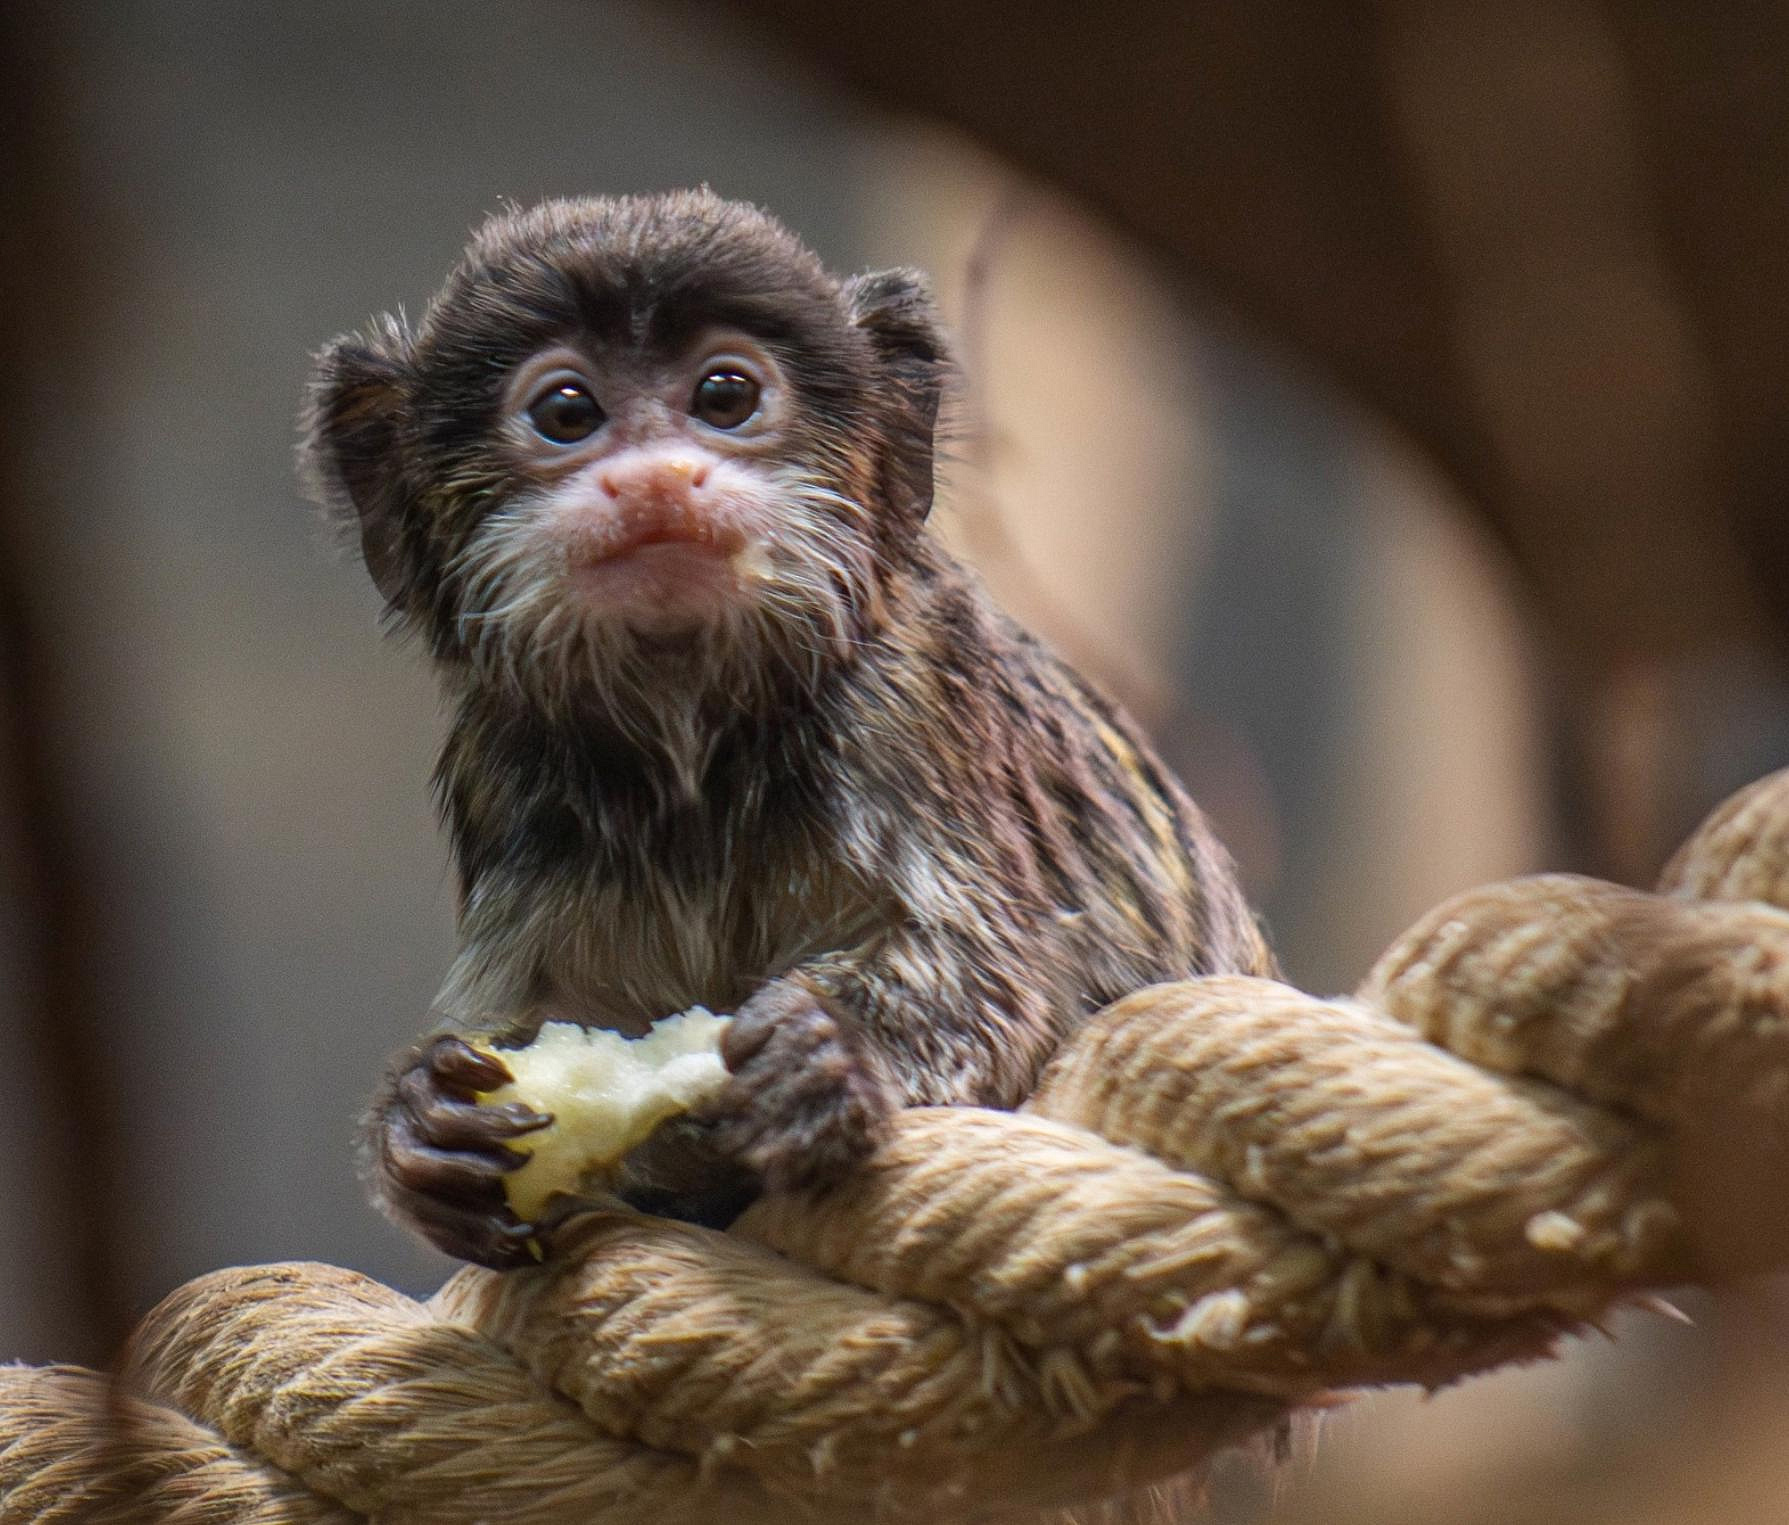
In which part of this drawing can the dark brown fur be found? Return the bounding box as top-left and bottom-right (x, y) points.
(302, 191), (1272, 1267)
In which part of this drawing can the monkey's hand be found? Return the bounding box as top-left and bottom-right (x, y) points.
(703, 982), (897, 1193)
(373, 1034), (553, 1270)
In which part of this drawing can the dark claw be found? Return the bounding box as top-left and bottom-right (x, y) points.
(373, 1033), (555, 1269)
(425, 1033), (516, 1095)
(397, 1068), (551, 1150)
(384, 1113), (519, 1192)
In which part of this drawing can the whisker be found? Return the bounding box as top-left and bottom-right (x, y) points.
(437, 463), (886, 773)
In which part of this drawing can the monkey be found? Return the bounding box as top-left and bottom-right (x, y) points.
(300, 190), (1274, 1269)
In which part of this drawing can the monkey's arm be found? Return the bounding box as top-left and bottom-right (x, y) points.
(706, 910), (1072, 1191)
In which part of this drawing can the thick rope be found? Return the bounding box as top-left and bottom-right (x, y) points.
(5, 768), (1789, 1523)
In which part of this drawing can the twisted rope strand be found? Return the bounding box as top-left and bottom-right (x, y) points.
(4, 767), (1786, 1523)
(118, 1265), (750, 1525)
(0, 1365), (352, 1525)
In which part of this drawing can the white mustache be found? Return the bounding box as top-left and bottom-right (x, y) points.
(442, 467), (881, 784)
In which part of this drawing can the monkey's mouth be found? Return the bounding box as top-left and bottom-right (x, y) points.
(563, 499), (750, 568)
(559, 500), (756, 630)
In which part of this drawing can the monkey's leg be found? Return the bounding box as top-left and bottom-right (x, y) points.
(372, 1034), (553, 1268)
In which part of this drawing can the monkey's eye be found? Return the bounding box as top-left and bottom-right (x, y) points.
(526, 381), (604, 444)
(691, 369), (760, 430)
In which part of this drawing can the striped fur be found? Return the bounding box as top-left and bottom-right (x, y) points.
(303, 191), (1271, 1219)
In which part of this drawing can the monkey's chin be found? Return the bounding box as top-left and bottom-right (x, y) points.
(566, 542), (748, 639)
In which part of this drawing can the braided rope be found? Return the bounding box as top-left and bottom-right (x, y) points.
(6, 768), (1789, 1523)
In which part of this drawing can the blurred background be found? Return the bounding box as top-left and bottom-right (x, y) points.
(3, 2), (1787, 1521)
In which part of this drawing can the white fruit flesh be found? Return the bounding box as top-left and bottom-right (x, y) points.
(474, 1010), (731, 1221)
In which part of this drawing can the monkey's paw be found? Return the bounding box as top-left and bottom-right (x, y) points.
(375, 1034), (553, 1270)
(704, 985), (896, 1193)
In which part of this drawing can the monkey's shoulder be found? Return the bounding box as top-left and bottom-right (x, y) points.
(836, 563), (1190, 854)
(833, 558), (1270, 981)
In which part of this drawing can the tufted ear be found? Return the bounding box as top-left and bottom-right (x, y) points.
(299, 314), (421, 610)
(843, 268), (951, 528)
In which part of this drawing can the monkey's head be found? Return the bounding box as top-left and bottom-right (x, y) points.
(301, 191), (947, 732)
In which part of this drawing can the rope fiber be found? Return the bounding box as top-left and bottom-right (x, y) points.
(6, 768), (1789, 1523)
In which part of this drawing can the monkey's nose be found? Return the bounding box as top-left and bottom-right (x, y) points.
(662, 456), (710, 487)
(599, 452), (711, 499)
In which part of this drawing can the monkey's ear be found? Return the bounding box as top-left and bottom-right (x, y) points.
(844, 269), (950, 526)
(299, 316), (420, 610)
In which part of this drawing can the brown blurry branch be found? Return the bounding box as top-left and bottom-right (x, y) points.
(0, 0), (133, 1362)
(721, 0), (1789, 673)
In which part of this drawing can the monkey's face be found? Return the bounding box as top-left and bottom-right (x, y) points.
(302, 193), (947, 730)
(440, 323), (879, 709)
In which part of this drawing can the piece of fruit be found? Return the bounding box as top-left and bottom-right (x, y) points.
(474, 1010), (731, 1221)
